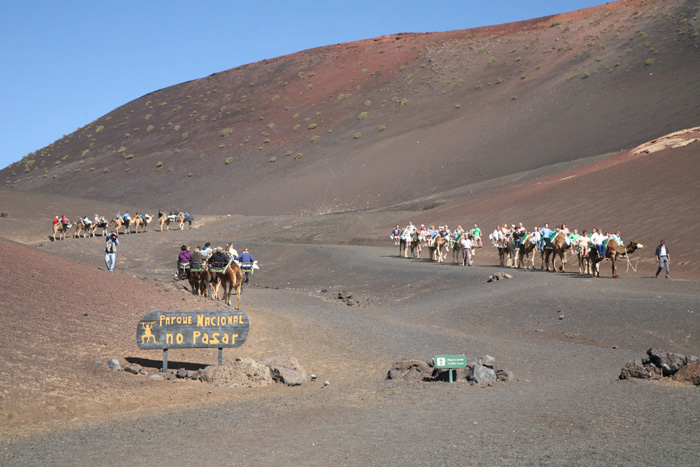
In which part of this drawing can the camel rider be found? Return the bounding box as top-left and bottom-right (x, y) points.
(82, 216), (92, 227)
(471, 224), (482, 248)
(61, 215), (69, 227)
(577, 230), (591, 256)
(391, 225), (401, 245)
(403, 222), (417, 245)
(540, 223), (553, 250)
(208, 247), (228, 271)
(158, 209), (164, 219)
(610, 230), (623, 246)
(200, 242), (213, 259)
(235, 248), (255, 284)
(53, 215), (59, 225)
(123, 212), (131, 222)
(513, 223), (526, 251)
(590, 228), (606, 256)
(568, 229), (581, 249)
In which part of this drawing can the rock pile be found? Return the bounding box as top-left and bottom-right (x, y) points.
(105, 355), (308, 388)
(620, 348), (699, 385)
(387, 355), (512, 384)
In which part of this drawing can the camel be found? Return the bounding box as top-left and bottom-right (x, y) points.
(399, 230), (408, 257)
(497, 237), (516, 268)
(589, 239), (644, 278)
(133, 214), (153, 233)
(90, 218), (109, 237)
(575, 244), (591, 275)
(541, 231), (570, 272)
(409, 231), (422, 258)
(188, 262), (210, 297)
(211, 262), (243, 309)
(109, 217), (131, 234)
(399, 230), (420, 258)
(73, 220), (92, 238)
(176, 212), (186, 230)
(52, 221), (75, 241)
(516, 234), (538, 269)
(159, 214), (175, 232)
(429, 234), (449, 263)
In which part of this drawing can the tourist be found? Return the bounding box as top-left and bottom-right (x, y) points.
(471, 224), (482, 248)
(460, 234), (473, 266)
(104, 232), (119, 272)
(235, 248), (256, 283)
(655, 240), (670, 279)
(177, 245), (191, 279)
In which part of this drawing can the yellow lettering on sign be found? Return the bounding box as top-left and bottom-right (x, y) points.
(231, 333), (238, 344)
(176, 333), (184, 344)
(160, 315), (166, 326)
(193, 330), (201, 344)
(222, 334), (229, 344)
(197, 314), (203, 326)
(166, 333), (174, 344)
(202, 333), (209, 344)
(186, 316), (192, 324)
(211, 333), (220, 344)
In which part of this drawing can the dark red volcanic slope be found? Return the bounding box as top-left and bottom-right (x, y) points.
(2, 0), (700, 215)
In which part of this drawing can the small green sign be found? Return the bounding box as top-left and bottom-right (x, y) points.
(434, 355), (467, 369)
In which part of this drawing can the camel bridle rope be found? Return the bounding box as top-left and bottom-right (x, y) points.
(625, 250), (640, 273)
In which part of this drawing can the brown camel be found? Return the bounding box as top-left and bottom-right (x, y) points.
(212, 262), (243, 309)
(590, 239), (644, 278)
(176, 212), (187, 230)
(541, 231), (570, 272)
(429, 234), (449, 263)
(159, 215), (173, 232)
(109, 217), (131, 234)
(133, 214), (153, 233)
(188, 262), (210, 297)
(409, 231), (422, 258)
(73, 221), (92, 238)
(52, 221), (75, 241)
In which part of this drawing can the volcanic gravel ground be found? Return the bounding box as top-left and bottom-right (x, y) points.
(1, 240), (698, 466)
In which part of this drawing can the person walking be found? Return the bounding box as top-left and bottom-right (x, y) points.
(655, 240), (670, 278)
(105, 232), (119, 271)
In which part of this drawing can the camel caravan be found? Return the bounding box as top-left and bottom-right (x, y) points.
(50, 210), (194, 240)
(393, 223), (481, 267)
(177, 244), (256, 309)
(392, 221), (643, 278)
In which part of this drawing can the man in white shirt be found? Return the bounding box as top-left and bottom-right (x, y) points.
(655, 240), (671, 278)
(460, 235), (473, 266)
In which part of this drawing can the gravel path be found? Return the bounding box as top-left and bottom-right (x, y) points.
(2, 241), (698, 466)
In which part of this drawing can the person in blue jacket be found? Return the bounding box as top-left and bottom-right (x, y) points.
(235, 248), (255, 283)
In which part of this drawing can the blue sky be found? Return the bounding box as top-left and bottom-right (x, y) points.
(0, 0), (608, 170)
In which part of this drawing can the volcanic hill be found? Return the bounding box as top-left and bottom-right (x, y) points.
(3, 0), (699, 216)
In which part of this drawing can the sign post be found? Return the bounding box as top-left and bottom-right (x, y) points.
(434, 355), (467, 383)
(137, 310), (249, 372)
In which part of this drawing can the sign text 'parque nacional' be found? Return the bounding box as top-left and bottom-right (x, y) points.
(137, 310), (249, 350)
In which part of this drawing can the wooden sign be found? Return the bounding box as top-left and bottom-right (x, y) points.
(137, 310), (249, 350)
